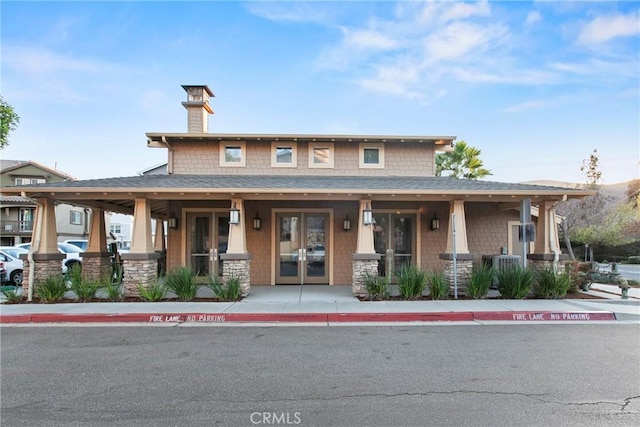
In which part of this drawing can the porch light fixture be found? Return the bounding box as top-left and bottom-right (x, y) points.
(431, 214), (440, 231)
(168, 216), (178, 229)
(343, 214), (351, 231)
(253, 212), (261, 230)
(363, 204), (373, 225)
(229, 202), (240, 225)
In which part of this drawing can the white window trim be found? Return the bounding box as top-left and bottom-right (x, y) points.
(359, 143), (385, 169)
(308, 142), (334, 169)
(271, 141), (297, 168)
(219, 141), (246, 167)
(70, 211), (83, 225)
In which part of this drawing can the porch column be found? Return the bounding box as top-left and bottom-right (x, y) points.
(220, 198), (251, 296)
(121, 198), (160, 296)
(352, 199), (381, 297)
(82, 208), (111, 280)
(21, 198), (64, 299)
(440, 200), (473, 294)
(528, 201), (568, 272)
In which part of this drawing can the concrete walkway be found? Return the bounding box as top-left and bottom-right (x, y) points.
(1, 284), (638, 324)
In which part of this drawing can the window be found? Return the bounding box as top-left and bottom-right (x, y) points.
(308, 142), (334, 168)
(19, 208), (34, 231)
(359, 143), (384, 168)
(220, 141), (246, 167)
(70, 211), (83, 225)
(110, 224), (122, 234)
(271, 142), (297, 167)
(15, 178), (45, 185)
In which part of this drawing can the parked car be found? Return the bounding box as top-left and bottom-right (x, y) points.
(0, 246), (28, 285)
(63, 239), (88, 251)
(0, 265), (7, 285)
(17, 243), (83, 273)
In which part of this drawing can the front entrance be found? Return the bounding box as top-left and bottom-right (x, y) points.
(276, 212), (329, 284)
(186, 212), (229, 278)
(373, 212), (416, 280)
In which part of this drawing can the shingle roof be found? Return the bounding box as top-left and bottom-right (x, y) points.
(1, 174), (590, 195)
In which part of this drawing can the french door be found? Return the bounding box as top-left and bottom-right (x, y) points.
(373, 213), (416, 280)
(186, 212), (229, 278)
(276, 212), (329, 284)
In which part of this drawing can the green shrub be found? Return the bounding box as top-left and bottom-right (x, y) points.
(35, 275), (68, 303)
(165, 266), (198, 301)
(207, 275), (242, 301)
(395, 264), (427, 300)
(362, 273), (389, 301)
(466, 264), (494, 299)
(496, 265), (535, 299)
(70, 277), (99, 302)
(138, 281), (168, 302)
(534, 267), (572, 299)
(427, 270), (449, 300)
(1, 288), (22, 304)
(564, 261), (591, 293)
(102, 279), (124, 302)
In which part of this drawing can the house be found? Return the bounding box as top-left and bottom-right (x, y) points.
(3, 85), (593, 298)
(0, 160), (89, 246)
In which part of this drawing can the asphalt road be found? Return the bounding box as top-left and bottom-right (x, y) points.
(598, 264), (640, 281)
(1, 325), (639, 427)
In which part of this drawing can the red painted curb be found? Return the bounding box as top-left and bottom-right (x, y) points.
(0, 310), (617, 324)
(328, 312), (474, 322)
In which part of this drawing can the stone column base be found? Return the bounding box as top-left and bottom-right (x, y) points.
(527, 253), (569, 273)
(220, 253), (252, 296)
(81, 252), (112, 280)
(439, 253), (474, 296)
(352, 253), (382, 297)
(121, 253), (160, 297)
(20, 253), (65, 297)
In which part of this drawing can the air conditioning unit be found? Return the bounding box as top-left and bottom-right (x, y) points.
(484, 255), (521, 289)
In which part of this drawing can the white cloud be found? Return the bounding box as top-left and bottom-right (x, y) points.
(577, 13), (640, 44)
(423, 21), (508, 62)
(343, 27), (398, 51)
(525, 11), (541, 27)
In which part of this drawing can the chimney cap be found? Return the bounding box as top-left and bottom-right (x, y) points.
(181, 85), (214, 97)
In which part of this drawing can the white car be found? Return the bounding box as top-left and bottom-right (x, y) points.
(17, 243), (83, 274)
(0, 246), (28, 285)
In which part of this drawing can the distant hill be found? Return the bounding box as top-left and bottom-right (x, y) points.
(522, 180), (632, 214)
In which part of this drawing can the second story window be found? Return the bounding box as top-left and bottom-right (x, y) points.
(271, 141), (297, 167)
(359, 143), (384, 168)
(220, 141), (246, 167)
(110, 224), (122, 234)
(309, 142), (334, 168)
(70, 210), (83, 225)
(15, 178), (45, 185)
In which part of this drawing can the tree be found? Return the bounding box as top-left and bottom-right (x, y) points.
(435, 141), (492, 180)
(0, 95), (20, 149)
(557, 149), (607, 261)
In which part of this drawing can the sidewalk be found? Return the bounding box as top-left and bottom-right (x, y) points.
(1, 284), (638, 324)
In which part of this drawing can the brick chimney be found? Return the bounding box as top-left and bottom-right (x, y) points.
(181, 85), (214, 133)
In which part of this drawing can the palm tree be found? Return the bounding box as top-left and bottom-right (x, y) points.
(435, 141), (492, 180)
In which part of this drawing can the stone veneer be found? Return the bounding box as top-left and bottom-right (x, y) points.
(20, 253), (65, 297)
(352, 254), (382, 297)
(527, 253), (569, 273)
(220, 254), (251, 296)
(81, 252), (112, 280)
(439, 253), (474, 296)
(121, 254), (160, 297)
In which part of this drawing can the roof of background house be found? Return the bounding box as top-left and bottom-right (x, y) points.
(0, 159), (75, 180)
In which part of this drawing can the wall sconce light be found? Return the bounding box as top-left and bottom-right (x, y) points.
(253, 212), (262, 230)
(431, 214), (440, 231)
(168, 216), (178, 229)
(343, 214), (351, 231)
(229, 202), (240, 225)
(363, 203), (373, 225)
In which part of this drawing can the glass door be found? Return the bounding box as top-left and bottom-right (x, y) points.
(187, 212), (229, 279)
(373, 213), (416, 280)
(276, 212), (329, 284)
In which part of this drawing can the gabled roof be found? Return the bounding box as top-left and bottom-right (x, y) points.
(0, 159), (75, 180)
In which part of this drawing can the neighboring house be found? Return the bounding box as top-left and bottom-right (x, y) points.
(0, 160), (89, 246)
(4, 85), (594, 297)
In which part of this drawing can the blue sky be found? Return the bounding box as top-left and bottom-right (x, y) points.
(2, 1), (638, 184)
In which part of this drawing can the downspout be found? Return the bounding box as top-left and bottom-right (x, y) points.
(549, 196), (566, 274)
(22, 192), (43, 302)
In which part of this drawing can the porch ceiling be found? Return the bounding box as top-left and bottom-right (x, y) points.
(2, 174), (595, 218)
